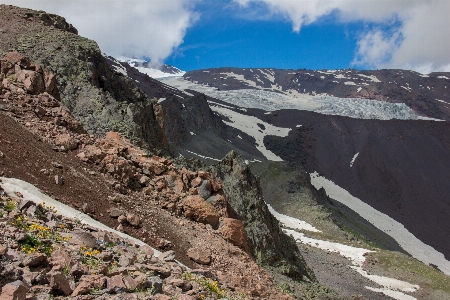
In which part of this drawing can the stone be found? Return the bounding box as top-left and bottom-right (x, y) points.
(54, 134), (78, 150)
(178, 295), (195, 300)
(54, 175), (63, 185)
(139, 244), (154, 259)
(126, 213), (141, 227)
(71, 275), (106, 296)
(118, 256), (131, 267)
(23, 253), (48, 267)
(190, 177), (202, 188)
(47, 271), (73, 296)
(14, 232), (27, 242)
(18, 199), (34, 211)
(147, 276), (163, 293)
(123, 276), (138, 291)
(0, 245), (7, 256)
(118, 215), (127, 224)
(219, 218), (248, 250)
(142, 265), (171, 278)
(81, 202), (93, 214)
(34, 106), (47, 117)
(109, 208), (123, 218)
(181, 195), (220, 228)
(64, 230), (97, 248)
(139, 175), (150, 186)
(186, 248), (211, 265)
(49, 249), (71, 268)
(107, 275), (127, 294)
(0, 280), (29, 300)
(197, 180), (212, 200)
(158, 250), (175, 262)
(70, 262), (89, 278)
(5, 248), (24, 261)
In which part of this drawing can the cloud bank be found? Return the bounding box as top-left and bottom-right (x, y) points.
(0, 0), (198, 63)
(234, 0), (450, 72)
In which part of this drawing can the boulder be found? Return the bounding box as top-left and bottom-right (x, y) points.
(47, 271), (73, 296)
(126, 213), (141, 227)
(219, 218), (249, 250)
(54, 134), (78, 150)
(197, 180), (212, 200)
(0, 280), (29, 300)
(107, 275), (127, 293)
(186, 248), (211, 265)
(181, 195), (219, 228)
(23, 253), (48, 267)
(71, 275), (106, 296)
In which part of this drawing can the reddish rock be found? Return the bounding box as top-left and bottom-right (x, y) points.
(126, 213), (141, 227)
(78, 145), (105, 162)
(0, 280), (29, 300)
(107, 275), (127, 293)
(178, 295), (195, 300)
(219, 218), (249, 250)
(139, 244), (154, 258)
(64, 230), (97, 248)
(123, 276), (138, 291)
(186, 248), (211, 265)
(0, 245), (7, 256)
(23, 253), (48, 267)
(70, 262), (89, 278)
(190, 177), (202, 188)
(54, 134), (78, 150)
(47, 271), (73, 296)
(71, 275), (106, 296)
(49, 249), (71, 268)
(109, 208), (123, 218)
(181, 195), (219, 228)
(158, 250), (175, 262)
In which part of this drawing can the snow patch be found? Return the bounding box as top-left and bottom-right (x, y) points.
(0, 178), (162, 256)
(267, 204), (321, 232)
(350, 152), (359, 167)
(357, 74), (381, 82)
(344, 81), (357, 86)
(209, 105), (291, 161)
(437, 76), (449, 79)
(309, 172), (450, 276)
(185, 150), (220, 162)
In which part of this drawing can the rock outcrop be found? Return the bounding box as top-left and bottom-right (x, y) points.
(0, 5), (169, 155)
(209, 151), (316, 281)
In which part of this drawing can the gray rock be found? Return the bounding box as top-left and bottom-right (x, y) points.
(0, 280), (29, 300)
(147, 276), (163, 294)
(158, 250), (175, 262)
(197, 180), (211, 200)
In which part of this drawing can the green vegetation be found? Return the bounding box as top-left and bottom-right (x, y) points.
(182, 273), (227, 298)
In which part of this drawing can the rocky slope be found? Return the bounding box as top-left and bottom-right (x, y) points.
(0, 4), (168, 154)
(0, 50), (303, 299)
(0, 5), (333, 299)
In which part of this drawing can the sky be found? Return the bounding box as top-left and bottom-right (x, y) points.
(1, 0), (449, 73)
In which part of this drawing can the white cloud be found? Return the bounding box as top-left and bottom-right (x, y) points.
(234, 0), (450, 72)
(0, 0), (199, 63)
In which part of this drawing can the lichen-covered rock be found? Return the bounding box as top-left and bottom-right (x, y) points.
(208, 151), (315, 281)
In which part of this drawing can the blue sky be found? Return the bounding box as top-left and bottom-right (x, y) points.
(165, 4), (360, 71)
(2, 0), (450, 73)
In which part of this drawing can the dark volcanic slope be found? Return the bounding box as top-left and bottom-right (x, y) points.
(256, 109), (450, 259)
(185, 68), (450, 120)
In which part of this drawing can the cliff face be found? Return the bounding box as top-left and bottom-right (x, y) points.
(209, 151), (315, 281)
(159, 93), (227, 150)
(0, 4), (168, 154)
